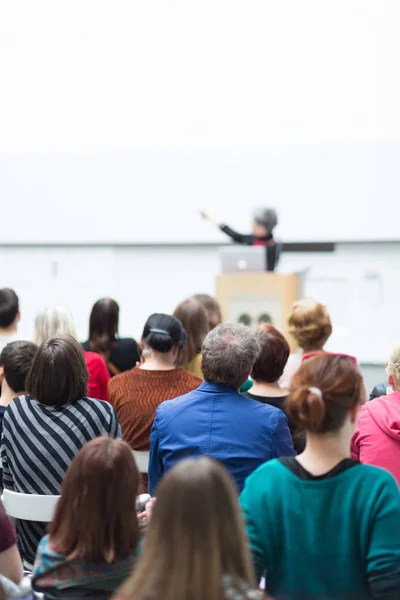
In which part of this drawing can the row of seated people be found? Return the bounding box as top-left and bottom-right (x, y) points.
(0, 289), (400, 597)
(0, 350), (399, 599)
(0, 288), (219, 393)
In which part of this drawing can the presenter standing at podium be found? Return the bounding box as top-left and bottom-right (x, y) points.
(201, 208), (279, 271)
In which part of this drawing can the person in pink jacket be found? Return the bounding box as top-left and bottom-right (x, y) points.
(351, 344), (400, 486)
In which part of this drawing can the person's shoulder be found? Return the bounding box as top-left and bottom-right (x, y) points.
(243, 458), (287, 489)
(354, 463), (399, 486)
(108, 367), (137, 389)
(116, 337), (139, 350)
(78, 396), (115, 415)
(81, 340), (90, 351)
(5, 394), (28, 415)
(83, 351), (107, 372)
(156, 388), (198, 415)
(244, 395), (286, 419)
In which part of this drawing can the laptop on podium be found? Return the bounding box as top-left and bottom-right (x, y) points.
(220, 246), (266, 273)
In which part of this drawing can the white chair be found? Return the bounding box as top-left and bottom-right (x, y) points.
(132, 450), (149, 474)
(2, 489), (60, 522)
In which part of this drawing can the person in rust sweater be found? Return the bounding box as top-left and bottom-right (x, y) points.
(108, 313), (202, 453)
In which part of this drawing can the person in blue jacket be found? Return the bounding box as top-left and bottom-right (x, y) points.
(149, 322), (295, 494)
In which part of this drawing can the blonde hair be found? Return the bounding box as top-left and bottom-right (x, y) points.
(387, 345), (400, 389)
(288, 298), (332, 352)
(33, 306), (76, 346)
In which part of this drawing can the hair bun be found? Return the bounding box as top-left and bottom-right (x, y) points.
(286, 385), (326, 432)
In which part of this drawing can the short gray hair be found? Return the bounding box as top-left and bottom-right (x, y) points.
(201, 322), (260, 389)
(253, 208), (278, 232)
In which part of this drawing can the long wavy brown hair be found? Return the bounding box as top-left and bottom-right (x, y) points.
(173, 298), (209, 365)
(116, 458), (257, 600)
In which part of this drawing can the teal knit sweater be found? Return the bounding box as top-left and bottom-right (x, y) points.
(240, 459), (400, 600)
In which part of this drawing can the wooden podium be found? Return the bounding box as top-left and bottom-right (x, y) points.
(216, 273), (300, 352)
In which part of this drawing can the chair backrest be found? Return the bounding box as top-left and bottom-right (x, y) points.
(2, 489), (60, 522)
(132, 450), (149, 474)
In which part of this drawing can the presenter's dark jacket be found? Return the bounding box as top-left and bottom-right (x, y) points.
(148, 381), (295, 495)
(220, 224), (277, 271)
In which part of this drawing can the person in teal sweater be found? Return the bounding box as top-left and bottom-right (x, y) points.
(240, 353), (400, 600)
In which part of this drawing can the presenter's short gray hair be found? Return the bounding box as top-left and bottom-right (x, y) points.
(253, 208), (278, 232)
(201, 322), (260, 389)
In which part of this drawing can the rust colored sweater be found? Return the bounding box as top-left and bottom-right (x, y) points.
(108, 367), (202, 450)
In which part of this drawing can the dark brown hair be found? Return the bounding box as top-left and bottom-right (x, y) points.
(89, 298), (119, 359)
(173, 298), (209, 365)
(0, 288), (19, 329)
(192, 294), (222, 331)
(50, 437), (140, 563)
(26, 335), (88, 407)
(252, 324), (290, 383)
(288, 298), (332, 352)
(117, 458), (256, 600)
(0, 341), (38, 393)
(286, 354), (364, 433)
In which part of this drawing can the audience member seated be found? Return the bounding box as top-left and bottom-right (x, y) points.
(192, 293), (222, 331)
(82, 298), (140, 376)
(108, 314), (201, 455)
(0, 289), (20, 352)
(243, 324), (305, 452)
(280, 298), (332, 389)
(0, 341), (37, 433)
(149, 322), (294, 494)
(1, 335), (121, 566)
(369, 381), (390, 401)
(173, 298), (209, 378)
(0, 501), (23, 597)
(33, 438), (140, 600)
(116, 457), (264, 600)
(34, 306), (110, 401)
(352, 344), (400, 485)
(241, 354), (400, 599)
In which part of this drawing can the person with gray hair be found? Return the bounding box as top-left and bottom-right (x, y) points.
(201, 207), (279, 271)
(149, 322), (295, 493)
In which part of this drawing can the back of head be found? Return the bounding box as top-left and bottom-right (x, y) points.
(253, 207), (278, 232)
(192, 294), (222, 331)
(387, 344), (400, 391)
(142, 314), (185, 354)
(288, 298), (332, 352)
(50, 437), (140, 563)
(201, 322), (260, 389)
(33, 306), (76, 346)
(0, 341), (38, 394)
(0, 288), (19, 329)
(252, 324), (290, 383)
(173, 298), (209, 365)
(119, 457), (254, 600)
(286, 354), (363, 434)
(26, 335), (88, 407)
(89, 298), (119, 357)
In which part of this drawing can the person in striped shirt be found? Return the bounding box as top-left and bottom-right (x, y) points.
(0, 335), (122, 566)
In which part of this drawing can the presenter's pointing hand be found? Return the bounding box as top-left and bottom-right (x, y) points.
(200, 211), (221, 227)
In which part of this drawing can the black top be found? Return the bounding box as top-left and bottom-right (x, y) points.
(220, 225), (278, 272)
(82, 338), (140, 376)
(279, 456), (360, 481)
(243, 391), (305, 453)
(369, 382), (387, 401)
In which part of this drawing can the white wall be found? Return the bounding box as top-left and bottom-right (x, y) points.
(3, 242), (398, 364)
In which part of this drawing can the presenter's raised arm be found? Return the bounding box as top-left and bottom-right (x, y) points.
(200, 211), (250, 244)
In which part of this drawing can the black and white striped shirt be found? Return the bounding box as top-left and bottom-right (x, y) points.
(0, 394), (122, 565)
